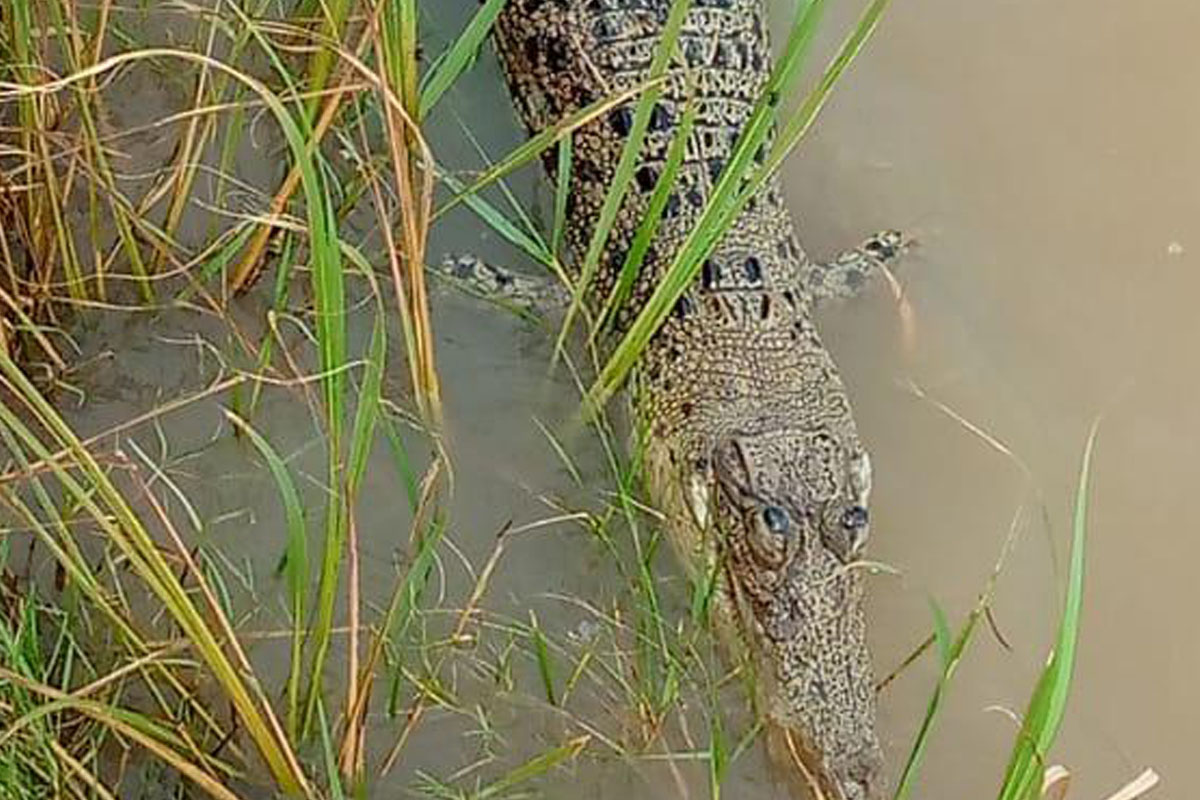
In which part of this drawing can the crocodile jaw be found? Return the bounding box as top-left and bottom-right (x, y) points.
(646, 435), (883, 799)
(724, 490), (883, 800)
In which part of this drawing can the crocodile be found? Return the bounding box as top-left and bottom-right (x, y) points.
(492, 2), (901, 797)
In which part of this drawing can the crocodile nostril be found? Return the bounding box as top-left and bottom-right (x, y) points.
(842, 782), (867, 800)
(840, 739), (886, 800)
(842, 505), (869, 530)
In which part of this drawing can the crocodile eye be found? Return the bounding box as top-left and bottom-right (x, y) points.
(762, 505), (790, 535)
(746, 504), (793, 570)
(842, 505), (869, 530)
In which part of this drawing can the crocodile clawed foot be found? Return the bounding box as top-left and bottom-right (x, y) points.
(805, 229), (915, 303)
(435, 253), (567, 317)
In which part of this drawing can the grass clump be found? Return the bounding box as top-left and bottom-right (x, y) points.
(0, 561), (107, 799)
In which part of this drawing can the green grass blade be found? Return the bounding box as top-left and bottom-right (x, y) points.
(380, 412), (421, 513)
(176, 223), (257, 303)
(440, 173), (556, 269)
(223, 411), (309, 742)
(528, 610), (558, 706)
(552, 0), (694, 361)
(552, 137), (573, 260)
(893, 599), (981, 800)
(380, 517), (446, 711)
(474, 735), (589, 800)
(316, 700), (346, 800)
(931, 599), (952, 667)
(597, 81), (699, 331)
(302, 0), (353, 122)
(996, 422), (1099, 800)
(347, 311), (387, 499)
(248, 233), (299, 419)
(771, 0), (892, 170)
(418, 0), (508, 119)
(455, 117), (552, 255)
(709, 710), (729, 799)
(433, 79), (659, 222)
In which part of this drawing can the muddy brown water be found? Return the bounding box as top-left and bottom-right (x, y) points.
(26, 0), (1199, 797)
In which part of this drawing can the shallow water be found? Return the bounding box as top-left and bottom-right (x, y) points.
(32, 0), (1199, 797)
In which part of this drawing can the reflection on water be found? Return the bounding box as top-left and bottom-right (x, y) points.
(46, 0), (1197, 797)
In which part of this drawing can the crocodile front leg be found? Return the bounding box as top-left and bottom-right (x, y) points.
(803, 229), (910, 301)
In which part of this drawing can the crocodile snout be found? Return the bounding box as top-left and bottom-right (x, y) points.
(831, 737), (885, 800)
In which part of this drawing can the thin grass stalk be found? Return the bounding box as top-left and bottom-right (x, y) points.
(87, 0), (112, 79)
(302, 0), (355, 122)
(891, 500), (1032, 797)
(380, 522), (509, 775)
(57, 0), (107, 300)
(552, 137), (573, 260)
(8, 0), (85, 300)
(552, 0), (693, 364)
(596, 77), (700, 333)
(298, 214), (350, 741)
(337, 308), (386, 785)
(50, 740), (117, 800)
(317, 700), (348, 800)
(456, 119), (552, 263)
(339, 458), (444, 779)
(529, 610), (558, 706)
(45, 0), (153, 302)
(228, 7), (382, 292)
(376, 0), (441, 424)
(0, 284), (64, 369)
(202, 0), (277, 249)
(433, 79), (660, 223)
(438, 172), (569, 296)
(356, 110), (421, 411)
(143, 7), (222, 277)
(418, 0), (509, 119)
(223, 411), (310, 743)
(996, 423), (1098, 800)
(474, 736), (590, 799)
(608, 417), (680, 721)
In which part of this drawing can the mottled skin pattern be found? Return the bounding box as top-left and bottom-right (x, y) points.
(493, 1), (893, 797)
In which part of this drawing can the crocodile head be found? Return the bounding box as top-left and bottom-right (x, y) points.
(700, 427), (883, 799)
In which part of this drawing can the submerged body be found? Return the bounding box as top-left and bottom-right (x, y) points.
(493, 2), (893, 797)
